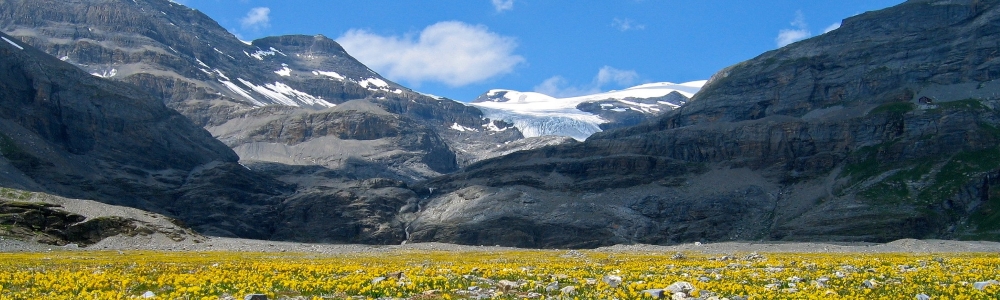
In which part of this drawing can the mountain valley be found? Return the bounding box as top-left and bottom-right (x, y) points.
(1, 0), (1000, 248)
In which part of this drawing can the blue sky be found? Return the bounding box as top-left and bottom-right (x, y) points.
(174, 0), (903, 101)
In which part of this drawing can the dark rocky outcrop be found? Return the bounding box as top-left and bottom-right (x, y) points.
(404, 0), (1000, 247)
(0, 188), (201, 246)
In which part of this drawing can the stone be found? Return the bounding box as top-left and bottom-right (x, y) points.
(141, 291), (155, 298)
(973, 280), (998, 291)
(641, 289), (665, 298)
(602, 275), (623, 288)
(559, 286), (576, 295)
(862, 279), (879, 289)
(243, 295), (268, 300)
(545, 281), (559, 292)
(497, 280), (519, 292)
(915, 293), (931, 300)
(666, 281), (695, 295)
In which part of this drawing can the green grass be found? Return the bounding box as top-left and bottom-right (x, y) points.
(934, 98), (989, 111)
(918, 148), (1000, 204)
(0, 188), (32, 201)
(857, 160), (936, 204)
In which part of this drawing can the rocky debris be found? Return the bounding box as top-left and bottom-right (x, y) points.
(243, 295), (268, 300)
(141, 291), (155, 298)
(915, 294), (930, 300)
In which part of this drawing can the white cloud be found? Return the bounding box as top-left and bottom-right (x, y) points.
(241, 7), (271, 31)
(596, 66), (639, 86)
(492, 0), (514, 12)
(337, 21), (525, 87)
(824, 22), (842, 33)
(534, 76), (600, 98)
(775, 11), (811, 48)
(612, 18), (646, 32)
(534, 66), (641, 98)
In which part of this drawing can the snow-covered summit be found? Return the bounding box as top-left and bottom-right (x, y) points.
(469, 80), (706, 141)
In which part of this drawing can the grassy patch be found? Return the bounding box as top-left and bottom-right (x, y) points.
(967, 187), (1000, 234)
(845, 143), (1000, 206)
(917, 148), (1000, 204)
(934, 98), (989, 111)
(0, 188), (32, 201)
(857, 161), (936, 204)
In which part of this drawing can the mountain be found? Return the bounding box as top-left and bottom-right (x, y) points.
(0, 0), (527, 180)
(0, 30), (289, 238)
(471, 81), (705, 141)
(402, 0), (1000, 247)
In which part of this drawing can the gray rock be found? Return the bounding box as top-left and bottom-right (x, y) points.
(603, 275), (623, 288)
(915, 293), (931, 300)
(243, 295), (268, 300)
(973, 280), (998, 291)
(642, 289), (665, 298)
(559, 286), (576, 295)
(666, 281), (695, 295)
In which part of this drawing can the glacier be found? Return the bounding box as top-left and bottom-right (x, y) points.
(469, 80), (705, 141)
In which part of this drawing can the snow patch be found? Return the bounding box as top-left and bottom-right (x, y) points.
(249, 48), (280, 60)
(235, 78), (335, 108)
(2, 36), (24, 50)
(419, 92), (445, 100)
(483, 122), (509, 132)
(274, 66), (292, 77)
(91, 68), (118, 78)
(313, 70), (345, 80)
(59, 56), (70, 61)
(214, 69), (230, 81)
(195, 58), (210, 69)
(358, 77), (389, 88)
(219, 79), (264, 106)
(450, 123), (478, 132)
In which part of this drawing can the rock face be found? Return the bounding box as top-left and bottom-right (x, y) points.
(405, 0), (1000, 247)
(0, 0), (527, 179)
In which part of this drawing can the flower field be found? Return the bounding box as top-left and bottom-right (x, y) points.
(0, 249), (998, 299)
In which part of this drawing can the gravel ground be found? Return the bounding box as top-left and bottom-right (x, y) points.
(2, 235), (998, 254)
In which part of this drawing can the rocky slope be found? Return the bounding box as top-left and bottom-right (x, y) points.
(402, 0), (1000, 247)
(0, 0), (527, 179)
